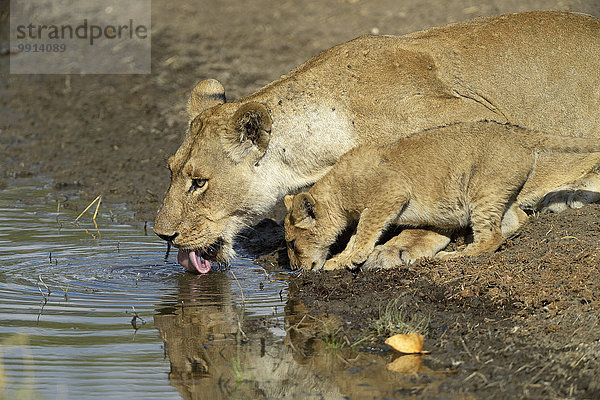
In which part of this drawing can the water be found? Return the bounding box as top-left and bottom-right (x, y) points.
(0, 179), (441, 400)
(0, 179), (288, 400)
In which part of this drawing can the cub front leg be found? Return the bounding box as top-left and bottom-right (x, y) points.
(323, 234), (357, 270)
(333, 195), (408, 270)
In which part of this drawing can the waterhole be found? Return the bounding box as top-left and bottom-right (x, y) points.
(0, 178), (291, 399)
(1, 178), (432, 400)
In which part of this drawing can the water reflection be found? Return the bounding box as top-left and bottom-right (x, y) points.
(154, 272), (447, 400)
(0, 178), (453, 400)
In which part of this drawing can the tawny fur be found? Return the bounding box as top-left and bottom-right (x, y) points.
(154, 12), (600, 264)
(284, 122), (600, 271)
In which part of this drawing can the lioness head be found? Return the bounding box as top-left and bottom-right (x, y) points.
(283, 192), (333, 270)
(154, 79), (274, 273)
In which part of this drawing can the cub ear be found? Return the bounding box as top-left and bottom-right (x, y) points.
(224, 102), (272, 163)
(187, 79), (226, 121)
(283, 194), (294, 211)
(290, 192), (317, 229)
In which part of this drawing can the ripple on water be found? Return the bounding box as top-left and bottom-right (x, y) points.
(0, 179), (288, 400)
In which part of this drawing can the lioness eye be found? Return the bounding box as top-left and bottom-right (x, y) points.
(189, 178), (208, 192)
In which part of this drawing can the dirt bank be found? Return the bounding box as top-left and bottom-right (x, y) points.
(289, 205), (600, 398)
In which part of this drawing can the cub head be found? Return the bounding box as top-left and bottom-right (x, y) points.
(283, 192), (331, 270)
(154, 79), (275, 273)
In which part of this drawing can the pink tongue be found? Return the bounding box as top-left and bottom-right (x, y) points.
(177, 249), (211, 274)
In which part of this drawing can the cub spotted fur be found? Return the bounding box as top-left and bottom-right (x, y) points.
(153, 12), (600, 273)
(284, 121), (600, 270)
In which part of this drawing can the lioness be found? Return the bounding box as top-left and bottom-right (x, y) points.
(154, 12), (600, 273)
(284, 121), (600, 271)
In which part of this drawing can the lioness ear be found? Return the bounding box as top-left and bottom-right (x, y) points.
(291, 192), (317, 229)
(284, 195), (294, 211)
(187, 79), (226, 121)
(232, 102), (272, 151)
(223, 102), (272, 162)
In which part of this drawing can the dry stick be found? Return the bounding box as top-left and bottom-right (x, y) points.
(37, 275), (51, 299)
(92, 218), (101, 239)
(73, 195), (102, 223)
(230, 270), (245, 304)
(92, 196), (101, 221)
(257, 266), (270, 280)
(130, 306), (146, 330)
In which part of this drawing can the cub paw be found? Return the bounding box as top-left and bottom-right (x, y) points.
(323, 258), (344, 271)
(400, 250), (422, 266)
(363, 244), (403, 270)
(324, 254), (360, 271)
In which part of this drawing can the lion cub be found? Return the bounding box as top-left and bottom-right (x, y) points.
(284, 121), (600, 270)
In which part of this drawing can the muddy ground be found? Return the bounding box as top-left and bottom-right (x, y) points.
(2, 1), (600, 398)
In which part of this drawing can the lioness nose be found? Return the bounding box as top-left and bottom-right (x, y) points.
(155, 231), (179, 242)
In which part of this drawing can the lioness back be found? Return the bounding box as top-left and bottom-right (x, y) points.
(255, 11), (600, 141)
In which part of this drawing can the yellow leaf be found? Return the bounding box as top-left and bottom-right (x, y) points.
(385, 333), (429, 354)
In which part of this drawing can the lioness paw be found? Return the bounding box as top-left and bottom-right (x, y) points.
(434, 250), (458, 259)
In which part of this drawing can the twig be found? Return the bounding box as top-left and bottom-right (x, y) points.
(92, 196), (101, 221)
(130, 306), (146, 330)
(560, 235), (579, 241)
(36, 298), (47, 325)
(528, 363), (549, 385)
(73, 195), (102, 223)
(37, 275), (51, 299)
(463, 371), (488, 383)
(230, 270), (245, 304)
(460, 336), (474, 359)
